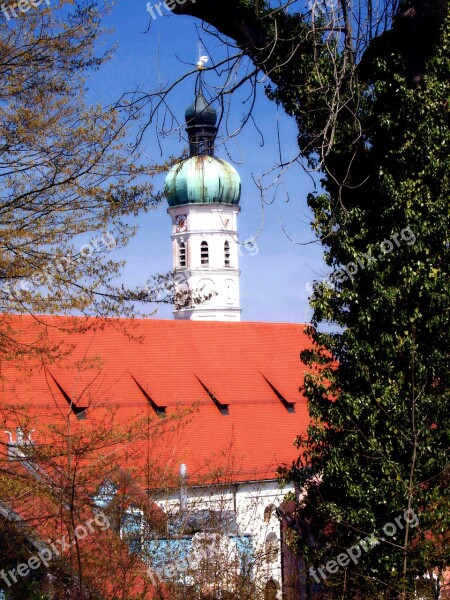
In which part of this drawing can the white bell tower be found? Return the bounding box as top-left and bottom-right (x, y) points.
(165, 78), (242, 321)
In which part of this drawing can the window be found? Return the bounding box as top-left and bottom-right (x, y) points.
(121, 506), (143, 554)
(264, 504), (275, 523)
(224, 240), (231, 266)
(179, 241), (186, 268)
(201, 241), (209, 266)
(264, 579), (280, 600)
(265, 532), (278, 563)
(93, 480), (118, 509)
(197, 138), (205, 154)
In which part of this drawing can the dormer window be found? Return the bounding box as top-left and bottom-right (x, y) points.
(179, 241), (186, 268)
(201, 241), (209, 266)
(224, 241), (231, 267)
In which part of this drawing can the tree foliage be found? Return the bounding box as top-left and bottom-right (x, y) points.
(0, 389), (189, 599)
(291, 22), (450, 597)
(0, 0), (176, 362)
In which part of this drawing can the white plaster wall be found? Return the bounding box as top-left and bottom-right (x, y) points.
(153, 479), (294, 598)
(168, 204), (241, 321)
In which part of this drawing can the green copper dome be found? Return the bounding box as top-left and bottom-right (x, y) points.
(165, 155), (241, 207)
(165, 85), (241, 207)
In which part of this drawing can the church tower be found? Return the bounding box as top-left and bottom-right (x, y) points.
(165, 80), (242, 321)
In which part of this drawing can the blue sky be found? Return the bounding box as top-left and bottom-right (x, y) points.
(88, 1), (328, 323)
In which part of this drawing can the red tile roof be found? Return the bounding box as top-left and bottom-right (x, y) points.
(1, 316), (312, 483)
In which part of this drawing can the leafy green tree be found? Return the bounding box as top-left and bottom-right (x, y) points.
(166, 1), (450, 597)
(290, 20), (450, 598)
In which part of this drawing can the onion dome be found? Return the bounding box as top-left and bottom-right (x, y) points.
(165, 86), (241, 207)
(165, 155), (241, 207)
(185, 91), (217, 127)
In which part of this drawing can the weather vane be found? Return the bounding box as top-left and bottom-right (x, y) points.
(196, 41), (209, 70)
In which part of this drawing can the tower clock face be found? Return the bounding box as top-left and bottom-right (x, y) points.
(176, 214), (187, 233)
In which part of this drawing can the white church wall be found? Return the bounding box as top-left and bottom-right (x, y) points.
(152, 478), (293, 598)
